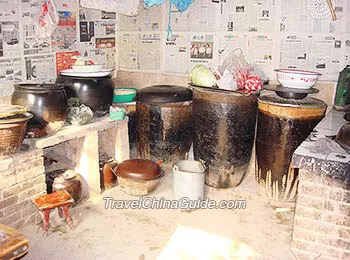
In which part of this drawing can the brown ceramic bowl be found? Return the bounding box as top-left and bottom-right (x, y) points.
(113, 159), (164, 196)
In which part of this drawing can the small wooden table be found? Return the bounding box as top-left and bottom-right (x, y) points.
(32, 190), (74, 233)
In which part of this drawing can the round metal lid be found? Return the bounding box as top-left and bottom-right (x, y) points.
(258, 93), (327, 108)
(136, 85), (193, 103)
(115, 159), (162, 180)
(263, 84), (319, 99)
(14, 83), (64, 91)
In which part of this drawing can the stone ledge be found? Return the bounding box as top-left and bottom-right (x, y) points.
(25, 116), (128, 149)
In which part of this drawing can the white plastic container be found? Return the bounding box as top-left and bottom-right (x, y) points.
(172, 160), (206, 201)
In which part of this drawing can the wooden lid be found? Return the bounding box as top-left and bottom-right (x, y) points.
(258, 94), (327, 118)
(115, 159), (162, 180)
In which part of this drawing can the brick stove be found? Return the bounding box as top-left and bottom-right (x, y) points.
(291, 110), (350, 260)
(0, 117), (129, 228)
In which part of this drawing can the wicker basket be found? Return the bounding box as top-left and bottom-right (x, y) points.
(0, 115), (31, 157)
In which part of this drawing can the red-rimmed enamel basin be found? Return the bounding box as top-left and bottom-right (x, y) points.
(275, 69), (321, 89)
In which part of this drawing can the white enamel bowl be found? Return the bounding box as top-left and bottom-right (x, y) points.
(275, 69), (321, 89)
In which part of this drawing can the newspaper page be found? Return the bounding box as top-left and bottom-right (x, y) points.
(247, 34), (274, 78)
(0, 57), (23, 88)
(79, 7), (102, 21)
(217, 0), (236, 32)
(189, 0), (219, 32)
(0, 0), (20, 21)
(52, 11), (78, 51)
(21, 0), (51, 55)
(138, 4), (162, 31)
(56, 51), (80, 74)
(138, 32), (161, 70)
(55, 0), (79, 11)
(118, 15), (138, 31)
(95, 21), (116, 50)
(80, 48), (116, 69)
(118, 32), (138, 70)
(217, 33), (248, 65)
(280, 34), (310, 69)
(1, 22), (21, 57)
(248, 0), (276, 33)
(163, 33), (189, 74)
(25, 54), (56, 82)
(79, 21), (95, 49)
(308, 34), (345, 80)
(189, 33), (216, 70)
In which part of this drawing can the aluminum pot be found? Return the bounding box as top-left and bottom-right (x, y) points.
(112, 159), (164, 196)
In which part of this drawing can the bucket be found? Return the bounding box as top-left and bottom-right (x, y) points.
(172, 160), (206, 201)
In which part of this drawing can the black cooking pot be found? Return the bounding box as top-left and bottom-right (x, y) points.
(56, 75), (114, 117)
(11, 83), (68, 124)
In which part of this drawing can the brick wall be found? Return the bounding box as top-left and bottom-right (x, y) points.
(0, 148), (46, 228)
(291, 169), (350, 260)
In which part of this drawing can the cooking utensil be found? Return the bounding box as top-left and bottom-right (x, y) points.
(275, 69), (321, 89)
(56, 74), (114, 117)
(11, 83), (68, 134)
(71, 64), (103, 73)
(307, 0), (335, 19)
(326, 0), (337, 20)
(59, 68), (113, 77)
(113, 159), (164, 196)
(263, 84), (319, 100)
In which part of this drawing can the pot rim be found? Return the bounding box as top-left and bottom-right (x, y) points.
(116, 171), (164, 182)
(14, 83), (65, 91)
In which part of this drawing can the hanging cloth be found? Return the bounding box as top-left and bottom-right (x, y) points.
(144, 0), (193, 39)
(144, 0), (192, 12)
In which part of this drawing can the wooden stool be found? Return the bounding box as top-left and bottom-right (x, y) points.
(32, 190), (74, 233)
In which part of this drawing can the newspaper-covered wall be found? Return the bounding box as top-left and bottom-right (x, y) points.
(118, 0), (350, 81)
(0, 0), (117, 97)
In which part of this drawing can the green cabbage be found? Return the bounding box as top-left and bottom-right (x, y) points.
(190, 65), (217, 87)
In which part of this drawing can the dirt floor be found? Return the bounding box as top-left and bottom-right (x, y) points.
(19, 165), (296, 260)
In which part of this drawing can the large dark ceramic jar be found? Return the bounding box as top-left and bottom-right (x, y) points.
(56, 75), (114, 117)
(192, 87), (258, 188)
(11, 83), (68, 125)
(256, 94), (327, 206)
(136, 85), (193, 166)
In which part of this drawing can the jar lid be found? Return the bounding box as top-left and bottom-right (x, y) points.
(258, 93), (327, 108)
(136, 85), (193, 103)
(14, 83), (64, 91)
(115, 159), (162, 180)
